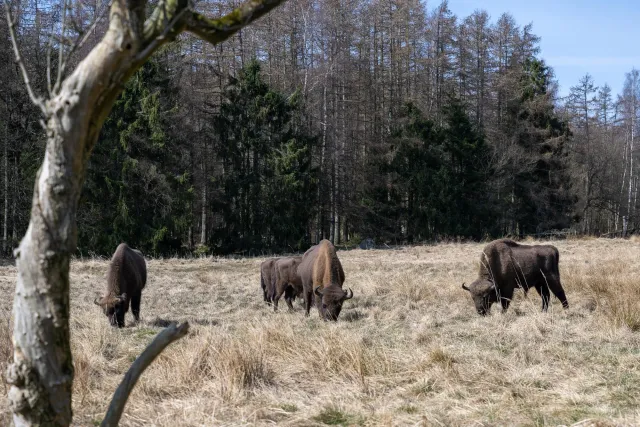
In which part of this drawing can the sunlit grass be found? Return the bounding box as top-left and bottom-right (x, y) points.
(0, 238), (639, 425)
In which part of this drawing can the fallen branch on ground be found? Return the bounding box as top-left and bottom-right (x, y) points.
(101, 322), (190, 427)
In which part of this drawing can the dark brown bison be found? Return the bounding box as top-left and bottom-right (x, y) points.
(260, 258), (280, 303)
(462, 239), (568, 315)
(94, 243), (147, 327)
(272, 256), (303, 311)
(298, 239), (353, 321)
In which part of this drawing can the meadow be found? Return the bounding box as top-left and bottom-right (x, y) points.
(0, 238), (639, 426)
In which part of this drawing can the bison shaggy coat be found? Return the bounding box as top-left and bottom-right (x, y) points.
(298, 239), (353, 320)
(272, 256), (303, 311)
(462, 239), (568, 315)
(94, 243), (147, 327)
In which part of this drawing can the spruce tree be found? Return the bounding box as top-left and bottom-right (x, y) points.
(78, 59), (193, 255)
(210, 60), (317, 253)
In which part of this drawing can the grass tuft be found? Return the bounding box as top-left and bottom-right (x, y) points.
(313, 406), (351, 425)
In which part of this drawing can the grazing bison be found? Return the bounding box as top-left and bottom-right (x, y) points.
(298, 239), (353, 321)
(462, 239), (569, 315)
(260, 258), (280, 303)
(272, 256), (303, 311)
(94, 243), (147, 327)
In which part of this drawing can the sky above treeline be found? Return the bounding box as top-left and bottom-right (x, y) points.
(447, 0), (640, 99)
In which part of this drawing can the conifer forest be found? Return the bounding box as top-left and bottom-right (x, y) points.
(1, 0), (639, 257)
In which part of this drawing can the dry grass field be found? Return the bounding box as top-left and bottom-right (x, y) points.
(0, 238), (640, 426)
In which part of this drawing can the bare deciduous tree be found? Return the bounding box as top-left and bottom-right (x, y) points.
(3, 0), (286, 424)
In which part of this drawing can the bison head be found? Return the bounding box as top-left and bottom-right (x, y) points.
(462, 280), (498, 316)
(314, 285), (353, 321)
(94, 293), (128, 327)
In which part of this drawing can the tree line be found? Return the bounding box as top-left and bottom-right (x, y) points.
(1, 0), (639, 257)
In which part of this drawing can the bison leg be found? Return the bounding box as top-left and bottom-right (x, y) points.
(131, 292), (142, 322)
(284, 286), (295, 311)
(500, 288), (514, 313)
(273, 280), (287, 312)
(538, 284), (551, 312)
(548, 276), (569, 309)
(115, 300), (128, 328)
(303, 289), (313, 317)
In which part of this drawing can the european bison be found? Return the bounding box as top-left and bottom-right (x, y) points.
(298, 239), (353, 320)
(272, 256), (303, 311)
(462, 239), (569, 315)
(94, 243), (147, 327)
(260, 258), (280, 303)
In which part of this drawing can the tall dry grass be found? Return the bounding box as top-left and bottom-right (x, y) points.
(0, 239), (639, 425)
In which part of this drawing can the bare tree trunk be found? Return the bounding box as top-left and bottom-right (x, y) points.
(12, 155), (17, 245)
(620, 132), (629, 233)
(5, 0), (287, 424)
(624, 117), (635, 237)
(200, 133), (207, 245)
(7, 7), (151, 424)
(2, 120), (7, 255)
(333, 168), (339, 244)
(630, 175), (638, 227)
(319, 84), (328, 240)
(329, 160), (337, 244)
(332, 86), (338, 244)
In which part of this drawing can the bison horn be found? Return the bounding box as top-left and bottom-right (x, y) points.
(94, 297), (101, 306)
(344, 288), (354, 300)
(314, 287), (323, 297)
(461, 283), (470, 292)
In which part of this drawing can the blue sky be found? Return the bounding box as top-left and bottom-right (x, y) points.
(446, 0), (640, 98)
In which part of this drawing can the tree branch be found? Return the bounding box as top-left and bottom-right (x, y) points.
(3, 0), (46, 114)
(53, 0), (113, 94)
(143, 0), (187, 43)
(141, 0), (287, 61)
(56, 0), (69, 93)
(183, 0), (286, 45)
(136, 0), (190, 63)
(46, 30), (54, 96)
(100, 322), (190, 427)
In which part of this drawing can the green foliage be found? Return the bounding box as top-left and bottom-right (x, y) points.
(313, 407), (351, 425)
(503, 58), (575, 235)
(78, 59), (193, 256)
(364, 99), (495, 242)
(209, 60), (317, 254)
(280, 403), (298, 413)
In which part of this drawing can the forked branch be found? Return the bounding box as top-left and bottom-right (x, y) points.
(141, 0), (287, 61)
(53, 0), (113, 94)
(183, 0), (286, 45)
(55, 0), (69, 94)
(100, 322), (190, 427)
(3, 0), (46, 114)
